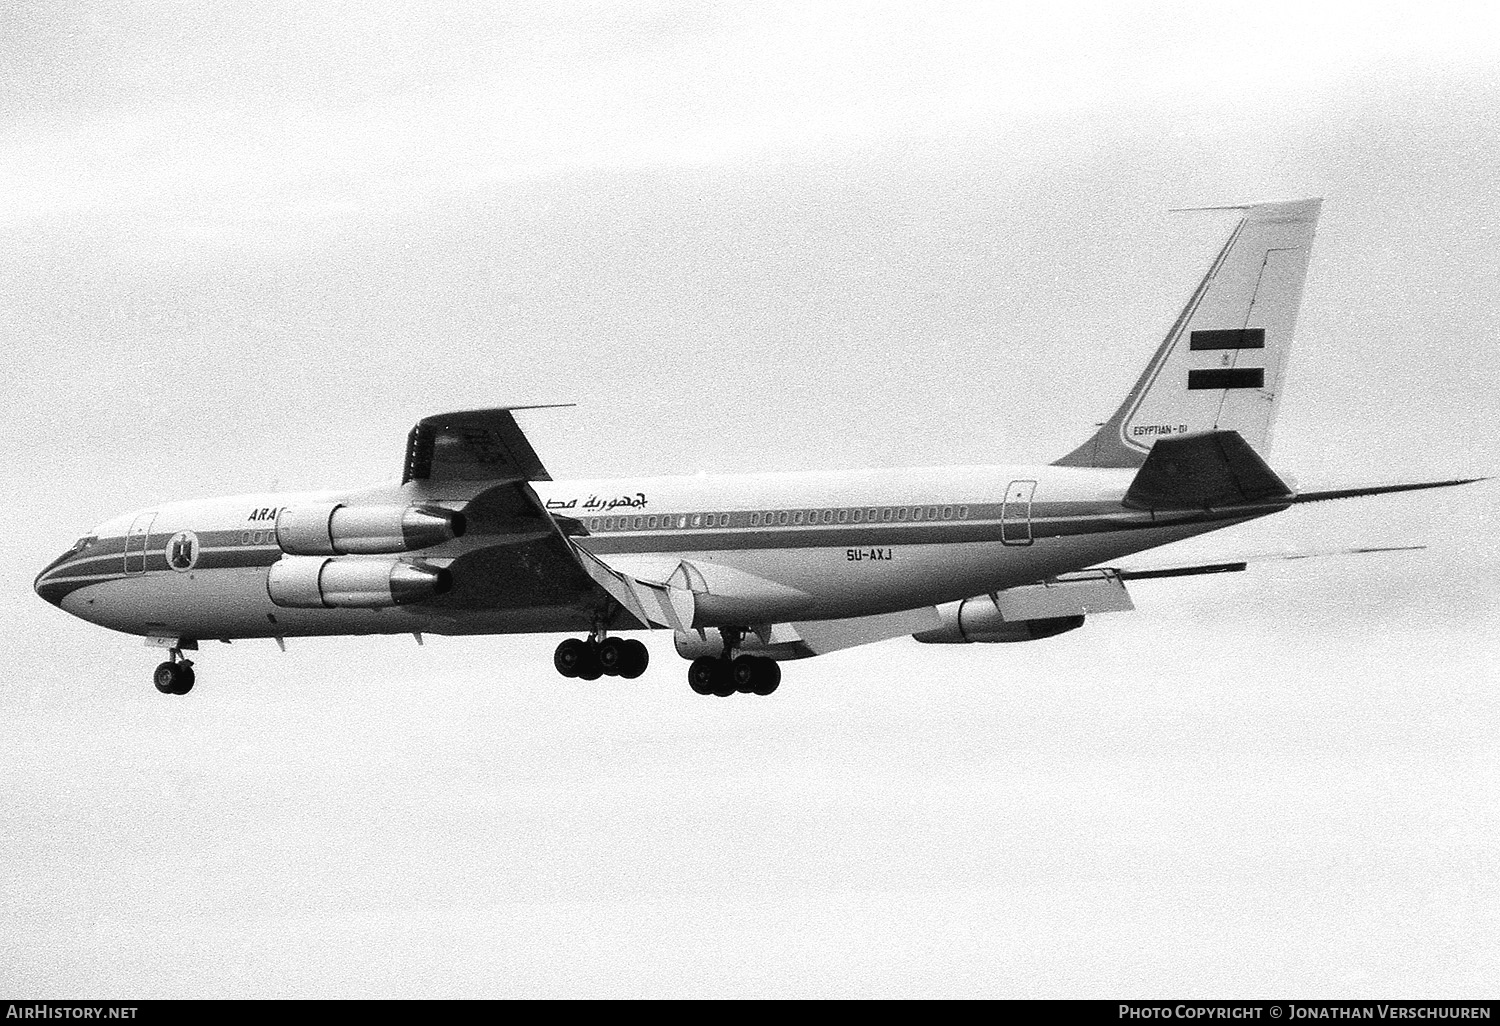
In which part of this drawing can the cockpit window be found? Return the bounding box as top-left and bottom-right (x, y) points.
(39, 536), (95, 577)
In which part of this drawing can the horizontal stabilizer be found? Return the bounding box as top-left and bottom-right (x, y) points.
(1122, 430), (1292, 510)
(1116, 561), (1247, 581)
(1289, 478), (1487, 504)
(1109, 545), (1428, 579)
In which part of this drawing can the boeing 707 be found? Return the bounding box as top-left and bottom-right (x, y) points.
(33, 198), (1481, 696)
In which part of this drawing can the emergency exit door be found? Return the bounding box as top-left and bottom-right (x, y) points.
(1001, 480), (1035, 546)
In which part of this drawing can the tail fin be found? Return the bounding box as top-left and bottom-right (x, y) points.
(1054, 198), (1321, 469)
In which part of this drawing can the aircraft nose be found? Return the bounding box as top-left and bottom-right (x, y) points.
(34, 547), (76, 607)
(34, 566), (62, 606)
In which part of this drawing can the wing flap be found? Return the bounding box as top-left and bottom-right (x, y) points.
(571, 545), (695, 631)
(996, 569), (1136, 618)
(791, 606), (944, 655)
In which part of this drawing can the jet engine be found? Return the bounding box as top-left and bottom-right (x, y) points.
(911, 597), (1084, 644)
(275, 503), (464, 556)
(266, 556), (452, 608)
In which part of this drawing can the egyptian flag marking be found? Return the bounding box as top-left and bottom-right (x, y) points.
(1190, 328), (1265, 350)
(1188, 368), (1264, 390)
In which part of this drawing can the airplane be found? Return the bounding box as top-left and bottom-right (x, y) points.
(34, 198), (1482, 697)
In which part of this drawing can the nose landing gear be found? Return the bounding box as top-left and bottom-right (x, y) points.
(152, 648), (195, 695)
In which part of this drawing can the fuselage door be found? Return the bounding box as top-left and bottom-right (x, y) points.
(124, 513), (157, 574)
(1001, 480), (1036, 546)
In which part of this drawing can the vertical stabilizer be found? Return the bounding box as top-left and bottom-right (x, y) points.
(1054, 199), (1321, 468)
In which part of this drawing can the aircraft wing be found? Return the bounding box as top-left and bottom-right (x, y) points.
(745, 546), (1440, 659)
(399, 407), (642, 622)
(401, 406), (566, 485)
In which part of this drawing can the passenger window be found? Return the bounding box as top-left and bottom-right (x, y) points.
(691, 514), (701, 527)
(852, 509), (863, 523)
(793, 511), (804, 525)
(632, 517), (642, 529)
(897, 507), (908, 521)
(778, 511), (789, 525)
(958, 506), (969, 519)
(751, 513), (761, 526)
(678, 516), (688, 528)
(881, 508), (892, 522)
(941, 506), (952, 520)
(912, 508), (923, 521)
(838, 509), (848, 524)
(822, 510), (833, 524)
(720, 514), (729, 527)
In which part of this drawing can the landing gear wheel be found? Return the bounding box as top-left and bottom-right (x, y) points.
(554, 638), (589, 678)
(154, 662), (179, 694)
(153, 661), (193, 695)
(732, 655), (760, 693)
(618, 639), (649, 680)
(709, 661), (736, 698)
(574, 643), (604, 681)
(688, 657), (718, 695)
(750, 657), (781, 696)
(597, 637), (628, 676)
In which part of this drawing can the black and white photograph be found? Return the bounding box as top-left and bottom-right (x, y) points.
(5, 0), (1498, 1001)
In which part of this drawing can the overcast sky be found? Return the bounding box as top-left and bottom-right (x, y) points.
(3, 0), (1498, 998)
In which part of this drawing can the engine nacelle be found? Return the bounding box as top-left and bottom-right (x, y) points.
(275, 503), (464, 556)
(912, 596), (1085, 644)
(266, 556), (452, 608)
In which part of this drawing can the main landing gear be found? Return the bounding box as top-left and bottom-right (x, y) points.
(687, 628), (781, 698)
(153, 648), (195, 695)
(688, 654), (781, 698)
(553, 636), (649, 681)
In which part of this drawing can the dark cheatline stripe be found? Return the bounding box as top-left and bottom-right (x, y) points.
(583, 507), (1270, 554)
(1188, 368), (1264, 390)
(1189, 328), (1265, 350)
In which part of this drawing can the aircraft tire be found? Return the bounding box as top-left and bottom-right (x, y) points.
(688, 657), (718, 695)
(553, 638), (588, 678)
(732, 655), (759, 693)
(618, 640), (649, 680)
(750, 658), (781, 696)
(153, 662), (179, 694)
(174, 665), (196, 695)
(597, 637), (628, 676)
(575, 644), (604, 681)
(709, 661), (736, 698)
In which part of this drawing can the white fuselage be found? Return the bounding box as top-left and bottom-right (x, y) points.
(36, 462), (1274, 642)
